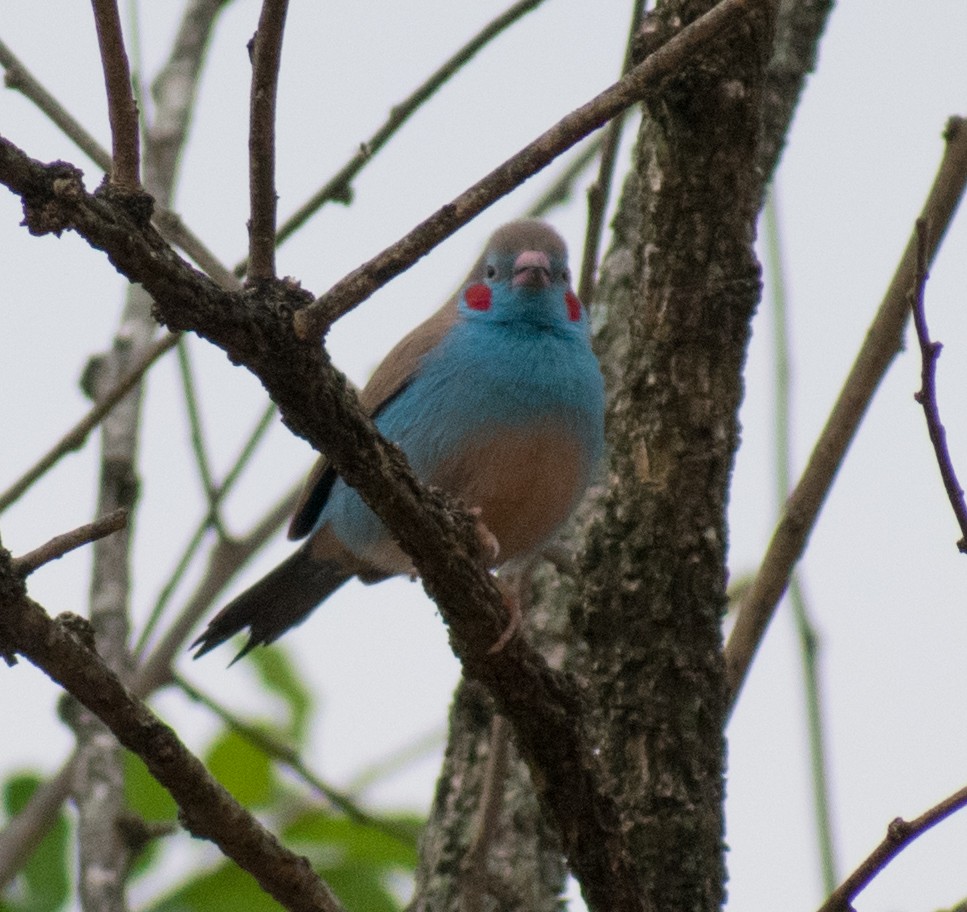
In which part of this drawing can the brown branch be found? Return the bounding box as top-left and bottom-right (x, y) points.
(910, 218), (967, 552)
(0, 567), (347, 912)
(0, 333), (179, 515)
(724, 116), (967, 708)
(294, 0), (762, 340)
(90, 0), (141, 189)
(12, 510), (128, 577)
(817, 781), (967, 912)
(0, 483), (299, 888)
(246, 0), (289, 282)
(253, 0), (549, 271)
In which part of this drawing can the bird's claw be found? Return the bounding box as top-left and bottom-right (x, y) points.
(468, 507), (500, 565)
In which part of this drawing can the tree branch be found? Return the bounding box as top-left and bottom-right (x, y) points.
(12, 510), (128, 577)
(909, 218), (967, 552)
(246, 0), (288, 282)
(0, 564), (347, 912)
(90, 0), (141, 189)
(725, 115), (967, 707)
(817, 781), (967, 912)
(261, 0), (550, 267)
(0, 333), (179, 515)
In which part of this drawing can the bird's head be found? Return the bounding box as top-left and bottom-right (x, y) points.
(458, 220), (585, 329)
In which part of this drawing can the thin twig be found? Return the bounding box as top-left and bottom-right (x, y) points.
(90, 0), (141, 188)
(725, 115), (967, 707)
(910, 218), (967, 552)
(0, 333), (179, 514)
(294, 0), (760, 339)
(246, 0), (288, 282)
(816, 781), (967, 912)
(250, 0), (549, 274)
(12, 510), (128, 576)
(577, 0), (644, 302)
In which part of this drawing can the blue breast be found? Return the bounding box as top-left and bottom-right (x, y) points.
(319, 293), (605, 566)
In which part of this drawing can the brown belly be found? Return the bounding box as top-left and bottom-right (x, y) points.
(430, 425), (587, 562)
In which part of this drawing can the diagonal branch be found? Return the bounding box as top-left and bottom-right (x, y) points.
(816, 780), (967, 912)
(0, 333), (179, 514)
(261, 0), (549, 265)
(0, 565), (347, 912)
(724, 116), (967, 707)
(12, 510), (128, 577)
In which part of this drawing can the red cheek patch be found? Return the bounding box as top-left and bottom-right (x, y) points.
(565, 291), (582, 322)
(465, 283), (492, 311)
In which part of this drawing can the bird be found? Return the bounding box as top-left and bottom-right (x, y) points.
(192, 219), (605, 662)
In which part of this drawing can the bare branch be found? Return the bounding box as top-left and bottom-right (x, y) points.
(294, 0), (762, 339)
(90, 0), (141, 189)
(0, 571), (347, 912)
(817, 781), (967, 912)
(0, 333), (179, 515)
(246, 0), (289, 282)
(909, 218), (967, 552)
(12, 510), (128, 577)
(724, 116), (967, 707)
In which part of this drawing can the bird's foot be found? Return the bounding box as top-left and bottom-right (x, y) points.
(487, 583), (521, 654)
(467, 507), (500, 565)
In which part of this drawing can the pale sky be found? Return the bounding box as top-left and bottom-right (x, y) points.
(2, 3), (967, 911)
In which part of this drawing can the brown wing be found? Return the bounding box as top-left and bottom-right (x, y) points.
(287, 295), (461, 540)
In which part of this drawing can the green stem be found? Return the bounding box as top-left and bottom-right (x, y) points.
(764, 186), (838, 893)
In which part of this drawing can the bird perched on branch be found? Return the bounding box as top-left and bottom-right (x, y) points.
(193, 220), (605, 662)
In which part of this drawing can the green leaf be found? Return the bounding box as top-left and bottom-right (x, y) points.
(247, 645), (312, 742)
(324, 866), (403, 912)
(205, 729), (274, 808)
(284, 809), (420, 870)
(125, 752), (178, 822)
(143, 862), (284, 912)
(2, 773), (70, 912)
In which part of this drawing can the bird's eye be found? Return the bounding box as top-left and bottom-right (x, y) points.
(562, 269), (571, 282)
(486, 264), (497, 279)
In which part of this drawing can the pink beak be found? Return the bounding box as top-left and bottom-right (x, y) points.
(512, 250), (552, 289)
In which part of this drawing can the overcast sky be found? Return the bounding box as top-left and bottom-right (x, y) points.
(2, 3), (967, 911)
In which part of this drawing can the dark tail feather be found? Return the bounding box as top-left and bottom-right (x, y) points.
(192, 548), (352, 663)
